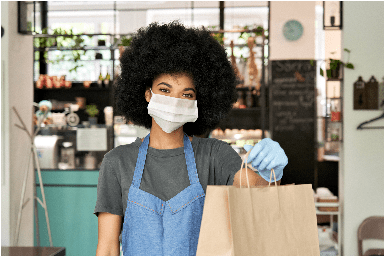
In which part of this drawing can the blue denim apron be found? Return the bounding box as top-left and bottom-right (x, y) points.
(122, 133), (205, 256)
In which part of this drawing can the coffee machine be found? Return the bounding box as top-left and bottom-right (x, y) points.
(34, 135), (63, 169)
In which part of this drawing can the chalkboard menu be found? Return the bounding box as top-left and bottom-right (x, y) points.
(270, 60), (316, 186)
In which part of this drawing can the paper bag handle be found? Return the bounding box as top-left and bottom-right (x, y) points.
(240, 149), (278, 188)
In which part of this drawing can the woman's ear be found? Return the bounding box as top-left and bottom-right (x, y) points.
(145, 88), (152, 103)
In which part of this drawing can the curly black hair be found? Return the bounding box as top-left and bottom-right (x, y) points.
(114, 20), (239, 136)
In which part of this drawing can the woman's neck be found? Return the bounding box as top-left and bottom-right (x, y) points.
(142, 119), (192, 149)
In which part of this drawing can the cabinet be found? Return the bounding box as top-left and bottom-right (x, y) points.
(317, 84), (343, 159)
(34, 169), (99, 256)
(33, 33), (129, 125)
(34, 29), (270, 134)
(33, 34), (128, 169)
(34, 86), (113, 126)
(212, 28), (269, 135)
(322, 68), (344, 161)
(316, 65), (343, 255)
(315, 202), (341, 255)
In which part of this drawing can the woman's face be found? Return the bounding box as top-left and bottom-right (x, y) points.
(145, 73), (196, 102)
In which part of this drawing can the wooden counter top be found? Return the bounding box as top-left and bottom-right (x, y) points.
(1, 246), (65, 256)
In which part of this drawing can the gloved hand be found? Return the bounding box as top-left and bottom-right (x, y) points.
(243, 138), (288, 182)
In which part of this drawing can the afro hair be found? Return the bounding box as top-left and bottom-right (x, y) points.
(114, 20), (239, 136)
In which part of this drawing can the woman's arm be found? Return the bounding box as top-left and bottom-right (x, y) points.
(96, 212), (122, 256)
(233, 168), (281, 188)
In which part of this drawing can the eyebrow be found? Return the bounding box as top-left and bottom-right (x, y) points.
(157, 82), (196, 93)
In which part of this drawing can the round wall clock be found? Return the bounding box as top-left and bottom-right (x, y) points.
(283, 20), (304, 41)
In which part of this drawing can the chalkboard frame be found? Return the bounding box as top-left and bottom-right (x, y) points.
(269, 59), (318, 187)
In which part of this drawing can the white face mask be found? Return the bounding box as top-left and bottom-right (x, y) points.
(147, 88), (198, 133)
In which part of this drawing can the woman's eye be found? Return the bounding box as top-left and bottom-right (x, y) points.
(159, 88), (193, 98)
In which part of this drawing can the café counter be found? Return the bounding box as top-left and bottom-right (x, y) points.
(34, 168), (99, 256)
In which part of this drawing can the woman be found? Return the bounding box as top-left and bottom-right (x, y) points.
(95, 21), (288, 256)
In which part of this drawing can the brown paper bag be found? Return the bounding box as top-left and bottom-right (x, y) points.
(196, 150), (320, 256)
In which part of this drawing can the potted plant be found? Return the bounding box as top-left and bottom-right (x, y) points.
(310, 48), (354, 79)
(104, 71), (111, 87)
(114, 35), (133, 57)
(34, 27), (93, 75)
(85, 104), (99, 125)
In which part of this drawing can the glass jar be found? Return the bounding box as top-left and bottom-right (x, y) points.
(331, 99), (341, 122)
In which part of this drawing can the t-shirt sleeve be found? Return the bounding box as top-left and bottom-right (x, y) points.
(93, 154), (123, 217)
(215, 141), (243, 185)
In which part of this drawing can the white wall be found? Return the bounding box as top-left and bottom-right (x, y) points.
(271, 2), (384, 255)
(342, 2), (384, 255)
(1, 1), (34, 247)
(1, 0), (11, 246)
(269, 1), (316, 60)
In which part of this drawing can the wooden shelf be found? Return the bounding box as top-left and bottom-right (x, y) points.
(34, 45), (115, 51)
(34, 86), (111, 92)
(325, 139), (343, 142)
(323, 155), (340, 162)
(326, 78), (343, 82)
(34, 59), (119, 62)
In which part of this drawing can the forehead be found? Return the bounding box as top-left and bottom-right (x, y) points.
(153, 73), (195, 87)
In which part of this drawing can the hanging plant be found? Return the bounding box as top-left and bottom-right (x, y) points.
(208, 25), (224, 46)
(34, 27), (93, 74)
(235, 24), (267, 63)
(113, 35), (133, 47)
(120, 36), (133, 46)
(310, 48), (355, 79)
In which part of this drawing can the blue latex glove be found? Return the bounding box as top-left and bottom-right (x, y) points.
(243, 138), (288, 182)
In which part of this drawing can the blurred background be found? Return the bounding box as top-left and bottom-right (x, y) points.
(2, 1), (384, 256)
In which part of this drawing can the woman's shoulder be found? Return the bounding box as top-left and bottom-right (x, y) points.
(194, 136), (232, 151)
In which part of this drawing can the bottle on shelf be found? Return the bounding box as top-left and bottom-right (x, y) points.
(104, 71), (110, 88)
(97, 66), (103, 88)
(245, 89), (253, 108)
(237, 90), (246, 109)
(331, 99), (341, 122)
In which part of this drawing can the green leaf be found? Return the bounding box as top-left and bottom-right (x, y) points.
(320, 68), (324, 77)
(344, 48), (351, 53)
(345, 63), (354, 69)
(326, 69), (332, 78)
(310, 59), (314, 66)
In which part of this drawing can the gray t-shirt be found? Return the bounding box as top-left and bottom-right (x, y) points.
(93, 135), (242, 243)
